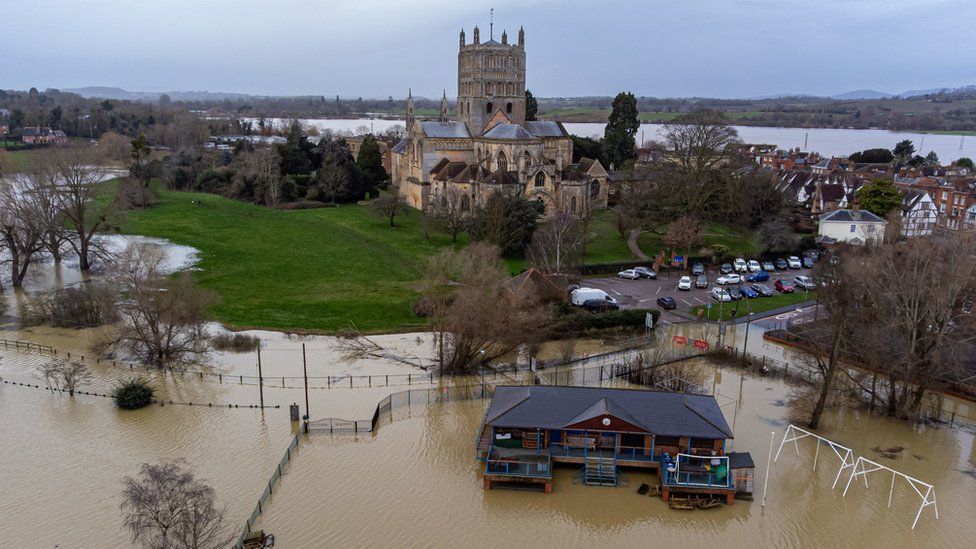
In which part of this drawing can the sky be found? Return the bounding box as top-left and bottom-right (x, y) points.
(2, 0), (975, 99)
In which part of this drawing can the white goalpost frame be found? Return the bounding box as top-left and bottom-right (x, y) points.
(842, 456), (939, 530)
(773, 424), (856, 489)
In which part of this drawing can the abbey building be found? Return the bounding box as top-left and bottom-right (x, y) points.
(390, 26), (609, 216)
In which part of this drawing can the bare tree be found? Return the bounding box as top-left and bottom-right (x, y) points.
(52, 148), (116, 271)
(527, 209), (584, 273)
(309, 161), (348, 204)
(239, 147), (282, 207)
(0, 175), (49, 287)
(370, 186), (408, 227)
(659, 110), (740, 218)
(758, 218), (798, 253)
(662, 215), (700, 264)
(38, 360), (92, 396)
(121, 461), (232, 549)
(96, 245), (215, 367)
(430, 187), (467, 243)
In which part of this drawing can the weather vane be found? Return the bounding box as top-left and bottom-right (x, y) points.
(490, 8), (494, 40)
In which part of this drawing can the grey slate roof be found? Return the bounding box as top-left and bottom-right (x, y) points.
(525, 120), (567, 138)
(485, 385), (733, 439)
(819, 209), (887, 223)
(390, 138), (408, 154)
(728, 451), (755, 469)
(421, 121), (470, 139)
(481, 123), (535, 140)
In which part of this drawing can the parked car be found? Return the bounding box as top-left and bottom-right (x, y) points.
(695, 274), (709, 288)
(618, 269), (640, 280)
(761, 260), (775, 272)
(634, 266), (657, 279)
(774, 258), (789, 270)
(720, 263), (733, 275)
(716, 273), (741, 285)
(678, 276), (693, 291)
(793, 275), (815, 291)
(775, 279), (795, 293)
(571, 288), (617, 307)
(582, 299), (619, 312)
(740, 285), (759, 299)
(657, 296), (677, 309)
(788, 256), (802, 269)
(691, 263), (705, 276)
(711, 287), (732, 302)
(747, 260), (761, 273)
(751, 283), (774, 297)
(745, 270), (769, 282)
(734, 258), (748, 272)
(726, 287), (743, 300)
(802, 257), (815, 269)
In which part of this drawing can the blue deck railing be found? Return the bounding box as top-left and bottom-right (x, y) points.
(660, 454), (733, 489)
(485, 450), (552, 479)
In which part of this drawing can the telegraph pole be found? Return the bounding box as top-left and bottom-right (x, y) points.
(257, 345), (265, 409)
(302, 343), (310, 420)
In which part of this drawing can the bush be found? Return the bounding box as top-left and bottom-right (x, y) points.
(210, 333), (260, 353)
(112, 377), (155, 410)
(551, 308), (660, 334)
(26, 284), (119, 328)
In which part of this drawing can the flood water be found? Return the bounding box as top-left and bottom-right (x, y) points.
(244, 117), (976, 161)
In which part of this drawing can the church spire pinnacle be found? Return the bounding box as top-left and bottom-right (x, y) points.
(440, 90), (448, 122)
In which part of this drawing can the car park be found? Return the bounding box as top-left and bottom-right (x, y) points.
(720, 263), (733, 274)
(582, 298), (619, 312)
(734, 258), (748, 272)
(739, 285), (759, 299)
(678, 276), (693, 291)
(793, 275), (815, 291)
(802, 257), (814, 268)
(747, 260), (761, 273)
(634, 266), (657, 279)
(774, 258), (788, 270)
(761, 260), (775, 272)
(775, 279), (795, 293)
(716, 273), (741, 285)
(788, 256), (802, 269)
(745, 270), (769, 282)
(695, 274), (708, 288)
(657, 296), (677, 309)
(571, 288), (617, 307)
(710, 287), (732, 302)
(751, 283), (774, 297)
(691, 263), (705, 276)
(726, 287), (743, 300)
(617, 269), (640, 280)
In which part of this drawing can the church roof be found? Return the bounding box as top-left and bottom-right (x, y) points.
(524, 120), (567, 138)
(420, 121), (470, 139)
(430, 160), (469, 181)
(390, 138), (408, 154)
(450, 163), (486, 183)
(481, 167), (520, 185)
(482, 123), (535, 140)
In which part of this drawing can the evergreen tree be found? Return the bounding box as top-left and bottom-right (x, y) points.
(525, 89), (538, 121)
(956, 157), (974, 170)
(857, 178), (903, 217)
(925, 151), (939, 165)
(602, 92), (639, 170)
(356, 134), (389, 191)
(892, 139), (915, 162)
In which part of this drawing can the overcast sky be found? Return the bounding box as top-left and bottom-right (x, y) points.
(3, 0), (974, 99)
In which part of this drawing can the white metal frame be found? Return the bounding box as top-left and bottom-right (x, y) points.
(773, 424), (855, 489)
(842, 456), (939, 530)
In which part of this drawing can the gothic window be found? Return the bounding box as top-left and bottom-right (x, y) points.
(571, 196), (577, 212)
(486, 102), (493, 114)
(535, 172), (545, 188)
(497, 150), (508, 172)
(506, 102), (513, 114)
(590, 179), (600, 199)
(507, 82), (514, 95)
(461, 194), (470, 212)
(524, 150), (531, 168)
(508, 56), (513, 68)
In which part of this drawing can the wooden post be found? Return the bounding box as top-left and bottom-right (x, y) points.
(257, 346), (265, 409)
(302, 343), (310, 420)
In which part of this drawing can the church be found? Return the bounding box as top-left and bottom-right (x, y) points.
(390, 25), (609, 216)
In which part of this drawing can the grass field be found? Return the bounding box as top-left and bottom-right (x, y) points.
(636, 222), (761, 261)
(691, 291), (815, 321)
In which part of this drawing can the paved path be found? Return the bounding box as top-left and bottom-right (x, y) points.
(626, 229), (649, 260)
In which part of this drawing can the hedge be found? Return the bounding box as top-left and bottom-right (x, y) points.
(551, 307), (661, 333)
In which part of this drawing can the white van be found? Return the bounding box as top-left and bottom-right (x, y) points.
(571, 287), (618, 307)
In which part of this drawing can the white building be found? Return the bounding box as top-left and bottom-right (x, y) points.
(818, 209), (888, 245)
(900, 190), (938, 237)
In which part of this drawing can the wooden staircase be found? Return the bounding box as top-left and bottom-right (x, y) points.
(583, 455), (617, 486)
(476, 427), (492, 455)
(522, 431), (541, 450)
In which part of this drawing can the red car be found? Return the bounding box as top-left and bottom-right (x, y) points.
(775, 279), (795, 293)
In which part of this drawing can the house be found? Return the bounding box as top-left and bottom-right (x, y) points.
(476, 385), (752, 504)
(0, 123), (9, 136)
(900, 189), (938, 237)
(22, 126), (68, 145)
(818, 208), (887, 245)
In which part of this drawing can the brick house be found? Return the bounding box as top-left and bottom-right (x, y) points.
(22, 126), (68, 145)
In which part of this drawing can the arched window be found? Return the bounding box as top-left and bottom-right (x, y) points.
(534, 172), (545, 188)
(461, 194), (471, 212)
(440, 195), (447, 208)
(590, 179), (600, 199)
(497, 150), (508, 172)
(486, 102), (493, 114)
(524, 150), (531, 168)
(571, 196), (577, 212)
(507, 82), (514, 95)
(508, 56), (513, 68)
(506, 102), (512, 114)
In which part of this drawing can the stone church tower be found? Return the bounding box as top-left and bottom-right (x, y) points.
(457, 25), (526, 134)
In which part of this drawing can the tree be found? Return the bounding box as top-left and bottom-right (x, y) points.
(356, 134), (389, 192)
(857, 178), (903, 218)
(121, 461), (232, 549)
(525, 89), (539, 121)
(430, 187), (467, 243)
(893, 139), (915, 163)
(659, 110), (739, 219)
(468, 192), (544, 257)
(52, 149), (116, 271)
(0, 173), (49, 287)
(662, 215), (700, 264)
(848, 148), (894, 164)
(571, 135), (603, 164)
(129, 134), (152, 183)
(370, 186), (408, 227)
(924, 151), (939, 166)
(758, 219), (797, 252)
(602, 92), (640, 169)
(38, 360), (92, 397)
(96, 245), (215, 367)
(527, 209), (584, 274)
(956, 157), (974, 170)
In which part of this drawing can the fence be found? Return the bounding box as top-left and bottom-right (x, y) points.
(235, 422), (307, 549)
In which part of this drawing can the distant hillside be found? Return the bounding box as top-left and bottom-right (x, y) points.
(63, 86), (252, 102)
(829, 89), (894, 100)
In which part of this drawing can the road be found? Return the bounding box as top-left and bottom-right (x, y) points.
(582, 266), (815, 323)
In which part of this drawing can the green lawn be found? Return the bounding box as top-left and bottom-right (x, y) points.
(583, 209), (636, 264)
(1, 149), (37, 173)
(692, 291), (815, 321)
(636, 222), (761, 261)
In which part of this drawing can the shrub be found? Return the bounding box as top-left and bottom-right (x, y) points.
(26, 284), (119, 328)
(210, 333), (260, 353)
(551, 308), (660, 334)
(112, 377), (155, 410)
